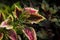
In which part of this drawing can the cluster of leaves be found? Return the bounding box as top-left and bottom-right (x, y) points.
(0, 0), (60, 40)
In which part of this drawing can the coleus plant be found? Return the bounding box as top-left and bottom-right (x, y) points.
(0, 0), (59, 40)
(0, 3), (46, 40)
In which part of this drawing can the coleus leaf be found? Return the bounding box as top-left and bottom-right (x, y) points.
(24, 8), (45, 24)
(0, 13), (5, 23)
(0, 13), (4, 23)
(13, 5), (22, 19)
(7, 14), (14, 22)
(22, 27), (37, 40)
(0, 33), (3, 40)
(27, 13), (46, 24)
(24, 7), (46, 24)
(7, 29), (17, 40)
(0, 17), (13, 29)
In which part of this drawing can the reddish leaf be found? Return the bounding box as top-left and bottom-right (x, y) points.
(0, 33), (3, 40)
(22, 27), (37, 40)
(27, 13), (46, 24)
(7, 29), (17, 40)
(0, 17), (13, 29)
(24, 7), (45, 24)
(0, 19), (9, 28)
(0, 13), (4, 23)
(13, 5), (22, 19)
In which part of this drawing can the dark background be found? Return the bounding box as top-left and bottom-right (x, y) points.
(0, 0), (60, 6)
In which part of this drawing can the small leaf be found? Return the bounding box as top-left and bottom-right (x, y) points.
(22, 27), (37, 40)
(13, 5), (22, 19)
(49, 7), (57, 14)
(37, 30), (48, 39)
(50, 18), (58, 22)
(0, 33), (3, 40)
(41, 0), (49, 11)
(7, 29), (17, 40)
(0, 12), (5, 23)
(0, 18), (13, 29)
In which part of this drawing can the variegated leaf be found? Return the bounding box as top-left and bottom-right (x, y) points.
(13, 5), (22, 19)
(0, 18), (13, 29)
(7, 29), (17, 40)
(22, 27), (37, 40)
(27, 13), (45, 24)
(24, 7), (45, 24)
(0, 13), (5, 23)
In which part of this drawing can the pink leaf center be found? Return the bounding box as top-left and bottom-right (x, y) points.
(24, 27), (34, 40)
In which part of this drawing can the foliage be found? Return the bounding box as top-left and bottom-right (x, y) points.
(0, 0), (60, 40)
